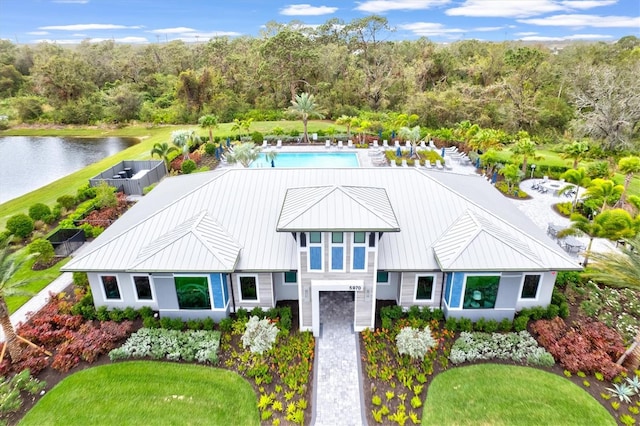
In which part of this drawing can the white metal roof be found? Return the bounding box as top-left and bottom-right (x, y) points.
(277, 185), (400, 231)
(64, 167), (581, 273)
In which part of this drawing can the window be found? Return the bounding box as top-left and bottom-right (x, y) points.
(133, 276), (153, 300)
(331, 232), (344, 271)
(284, 271), (297, 284)
(376, 271), (389, 284)
(300, 233), (306, 247)
(463, 275), (500, 309)
(521, 274), (541, 299)
(352, 232), (366, 271)
(369, 232), (376, 248)
(309, 232), (321, 244)
(101, 275), (121, 300)
(415, 276), (434, 301)
(309, 232), (323, 271)
(174, 276), (211, 310)
(239, 276), (258, 301)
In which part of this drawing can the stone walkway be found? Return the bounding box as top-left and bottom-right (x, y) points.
(313, 291), (365, 426)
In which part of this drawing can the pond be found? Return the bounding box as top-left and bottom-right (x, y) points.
(0, 136), (138, 204)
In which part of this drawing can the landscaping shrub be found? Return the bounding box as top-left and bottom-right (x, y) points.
(109, 328), (221, 364)
(456, 317), (473, 332)
(555, 271), (582, 288)
(250, 306), (265, 319)
(555, 202), (572, 217)
(56, 194), (77, 210)
(219, 317), (233, 332)
(76, 184), (97, 202)
(236, 308), (249, 321)
(6, 214), (34, 238)
(513, 314), (530, 332)
(241, 316), (279, 354)
(138, 306), (154, 319)
(27, 238), (55, 265)
(72, 271), (89, 288)
(530, 317), (626, 379)
(94, 182), (118, 209)
(204, 143), (216, 156)
(28, 203), (52, 222)
(0, 369), (46, 416)
(449, 331), (555, 367)
(395, 326), (437, 359)
(181, 159), (197, 174)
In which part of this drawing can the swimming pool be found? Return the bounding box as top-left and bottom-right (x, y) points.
(250, 152), (360, 168)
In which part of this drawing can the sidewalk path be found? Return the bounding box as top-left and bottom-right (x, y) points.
(313, 292), (365, 426)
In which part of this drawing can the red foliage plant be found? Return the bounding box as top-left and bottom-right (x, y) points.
(83, 192), (128, 227)
(530, 317), (626, 380)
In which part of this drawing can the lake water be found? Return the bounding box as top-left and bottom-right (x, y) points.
(0, 136), (138, 204)
(250, 152), (360, 168)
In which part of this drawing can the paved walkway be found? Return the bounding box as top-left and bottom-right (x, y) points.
(313, 291), (365, 426)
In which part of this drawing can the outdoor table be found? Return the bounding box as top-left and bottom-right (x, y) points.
(547, 223), (565, 237)
(561, 236), (584, 254)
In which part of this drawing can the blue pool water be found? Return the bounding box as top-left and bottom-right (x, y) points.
(250, 152), (359, 168)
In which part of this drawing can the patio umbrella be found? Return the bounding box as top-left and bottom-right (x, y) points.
(391, 130), (396, 139)
(226, 137), (230, 147)
(396, 146), (402, 157)
(271, 159), (275, 168)
(378, 130), (383, 139)
(476, 157), (480, 168)
(441, 147), (445, 157)
(491, 171), (497, 184)
(214, 147), (220, 160)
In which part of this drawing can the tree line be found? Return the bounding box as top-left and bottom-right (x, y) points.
(0, 16), (638, 150)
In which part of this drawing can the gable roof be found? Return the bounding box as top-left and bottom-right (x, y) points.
(433, 210), (545, 271)
(64, 167), (581, 273)
(277, 185), (400, 231)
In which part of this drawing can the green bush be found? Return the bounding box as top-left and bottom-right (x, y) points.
(250, 306), (264, 319)
(96, 306), (110, 321)
(204, 143), (216, 156)
(143, 316), (159, 328)
(28, 203), (52, 222)
(555, 202), (572, 217)
(109, 308), (126, 322)
(219, 317), (233, 332)
(138, 306), (154, 319)
(558, 302), (570, 319)
(94, 182), (117, 209)
(73, 272), (89, 288)
(181, 159), (197, 174)
(498, 318), (513, 332)
(6, 214), (34, 238)
(236, 308), (249, 321)
(123, 306), (138, 321)
(484, 319), (499, 333)
(513, 314), (529, 331)
(250, 131), (264, 144)
(445, 317), (457, 331)
(555, 271), (582, 288)
(201, 317), (215, 331)
(27, 238), (55, 264)
(431, 308), (445, 321)
(474, 317), (486, 332)
(76, 184), (97, 201)
(56, 194), (77, 210)
(457, 318), (473, 332)
(545, 304), (560, 319)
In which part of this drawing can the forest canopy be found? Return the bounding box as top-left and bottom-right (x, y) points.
(0, 16), (638, 149)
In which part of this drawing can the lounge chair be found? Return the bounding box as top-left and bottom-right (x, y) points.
(435, 160), (444, 170)
(425, 160), (433, 169)
(444, 161), (452, 170)
(405, 141), (411, 149)
(276, 140), (282, 149)
(262, 140), (268, 148)
(347, 140), (353, 148)
(419, 141), (427, 150)
(338, 140), (343, 149)
(325, 140), (331, 149)
(372, 140), (379, 148)
(394, 140), (401, 148)
(429, 139), (436, 149)
(401, 159), (408, 167)
(382, 140), (389, 149)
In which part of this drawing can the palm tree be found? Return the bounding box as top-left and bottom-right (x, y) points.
(150, 142), (178, 169)
(561, 140), (589, 169)
(231, 118), (253, 139)
(499, 163), (524, 194)
(560, 168), (591, 212)
(198, 114), (219, 145)
(398, 126), (420, 144)
(511, 132), (537, 174)
(587, 233), (640, 290)
(336, 115), (356, 138)
(224, 142), (261, 168)
(617, 156), (640, 206)
(171, 130), (199, 160)
(289, 93), (325, 144)
(0, 239), (36, 362)
(558, 209), (637, 266)
(584, 178), (624, 213)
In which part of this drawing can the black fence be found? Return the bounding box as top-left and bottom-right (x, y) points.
(48, 228), (86, 257)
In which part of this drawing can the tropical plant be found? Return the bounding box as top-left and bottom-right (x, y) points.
(511, 132), (537, 174)
(395, 326), (436, 359)
(584, 178), (624, 213)
(617, 156), (640, 206)
(231, 118), (253, 138)
(558, 209), (637, 266)
(469, 128), (505, 152)
(150, 142), (178, 169)
(224, 142), (261, 168)
(398, 125), (421, 144)
(335, 115), (357, 138)
(560, 168), (591, 212)
(480, 150), (501, 177)
(606, 382), (636, 403)
(499, 164), (524, 194)
(27, 239), (55, 265)
(0, 239), (37, 361)
(198, 114), (219, 145)
(561, 140), (589, 169)
(241, 316), (279, 354)
(171, 130), (199, 160)
(288, 92), (325, 144)
(587, 234), (640, 290)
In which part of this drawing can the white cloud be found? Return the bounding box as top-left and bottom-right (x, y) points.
(33, 36), (149, 44)
(355, 0), (450, 13)
(399, 22), (503, 37)
(52, 0), (89, 3)
(280, 4), (338, 16)
(560, 0), (617, 9)
(148, 27), (197, 34)
(39, 24), (142, 31)
(27, 31), (49, 35)
(519, 33), (614, 41)
(446, 0), (564, 18)
(514, 31), (538, 36)
(72, 33), (87, 37)
(519, 14), (640, 27)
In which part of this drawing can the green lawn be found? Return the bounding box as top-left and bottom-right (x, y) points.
(422, 364), (614, 426)
(20, 361), (259, 426)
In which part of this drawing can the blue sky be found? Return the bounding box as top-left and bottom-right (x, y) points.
(1, 0), (638, 44)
